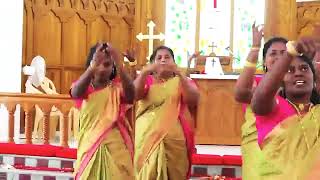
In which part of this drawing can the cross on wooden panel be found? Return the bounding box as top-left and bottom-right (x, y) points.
(136, 21), (165, 61)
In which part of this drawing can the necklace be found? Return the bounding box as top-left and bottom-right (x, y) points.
(91, 80), (112, 90)
(286, 99), (314, 150)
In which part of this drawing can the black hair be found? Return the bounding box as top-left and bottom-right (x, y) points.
(262, 37), (288, 72)
(149, 45), (175, 63)
(85, 44), (117, 80)
(280, 55), (320, 104)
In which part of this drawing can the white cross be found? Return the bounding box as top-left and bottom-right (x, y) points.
(136, 21), (165, 61)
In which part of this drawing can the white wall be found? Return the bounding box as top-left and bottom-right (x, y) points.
(0, 1), (24, 141)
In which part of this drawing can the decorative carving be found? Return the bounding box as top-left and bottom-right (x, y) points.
(265, 0), (297, 40)
(102, 14), (122, 26)
(118, 2), (129, 16)
(123, 15), (134, 27)
(52, 7), (76, 22)
(70, 0), (77, 8)
(78, 10), (99, 24)
(33, 5), (51, 20)
(106, 2), (119, 15)
(297, 2), (320, 37)
(93, 0), (103, 10)
(81, 0), (90, 9)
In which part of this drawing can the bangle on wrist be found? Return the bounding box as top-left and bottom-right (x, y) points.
(251, 47), (260, 51)
(244, 60), (257, 68)
(89, 60), (96, 69)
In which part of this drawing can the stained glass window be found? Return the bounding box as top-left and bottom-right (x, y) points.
(165, 0), (265, 70)
(165, 0), (196, 67)
(233, 0), (265, 70)
(199, 0), (231, 56)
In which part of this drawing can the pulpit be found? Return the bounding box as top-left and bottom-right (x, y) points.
(190, 74), (244, 145)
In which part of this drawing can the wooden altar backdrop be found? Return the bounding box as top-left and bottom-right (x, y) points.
(22, 0), (135, 94)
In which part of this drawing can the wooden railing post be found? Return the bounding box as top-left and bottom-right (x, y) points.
(7, 103), (16, 143)
(22, 103), (33, 144)
(41, 104), (52, 145)
(60, 107), (70, 148)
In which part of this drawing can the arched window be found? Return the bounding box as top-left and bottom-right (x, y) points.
(165, 0), (265, 71)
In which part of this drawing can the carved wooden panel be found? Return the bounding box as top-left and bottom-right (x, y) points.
(46, 68), (62, 93)
(61, 13), (87, 66)
(297, 1), (320, 38)
(89, 17), (111, 47)
(33, 10), (62, 66)
(22, 0), (135, 93)
(62, 68), (84, 94)
(194, 79), (244, 145)
(264, 0), (297, 40)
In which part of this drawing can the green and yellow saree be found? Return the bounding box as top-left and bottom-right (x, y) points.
(134, 76), (195, 180)
(73, 82), (134, 180)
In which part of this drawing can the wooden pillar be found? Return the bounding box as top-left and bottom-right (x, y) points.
(23, 104), (33, 144)
(60, 110), (70, 148)
(41, 105), (52, 144)
(264, 0), (297, 40)
(7, 104), (16, 143)
(134, 0), (166, 67)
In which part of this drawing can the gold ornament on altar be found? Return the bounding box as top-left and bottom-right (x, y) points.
(136, 21), (165, 61)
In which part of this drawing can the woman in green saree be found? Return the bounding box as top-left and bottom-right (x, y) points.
(71, 43), (135, 180)
(134, 46), (200, 180)
(242, 35), (320, 180)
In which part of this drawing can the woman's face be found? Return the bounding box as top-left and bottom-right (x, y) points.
(154, 49), (175, 65)
(283, 57), (314, 98)
(265, 42), (287, 71)
(94, 55), (113, 81)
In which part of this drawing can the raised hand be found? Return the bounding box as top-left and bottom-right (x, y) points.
(90, 43), (108, 72)
(252, 22), (264, 47)
(188, 51), (200, 64)
(295, 37), (317, 60)
(105, 43), (122, 68)
(123, 49), (136, 62)
(142, 63), (162, 74)
(158, 63), (180, 78)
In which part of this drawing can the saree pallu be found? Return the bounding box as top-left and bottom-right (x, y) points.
(74, 84), (134, 180)
(241, 98), (320, 180)
(134, 76), (194, 180)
